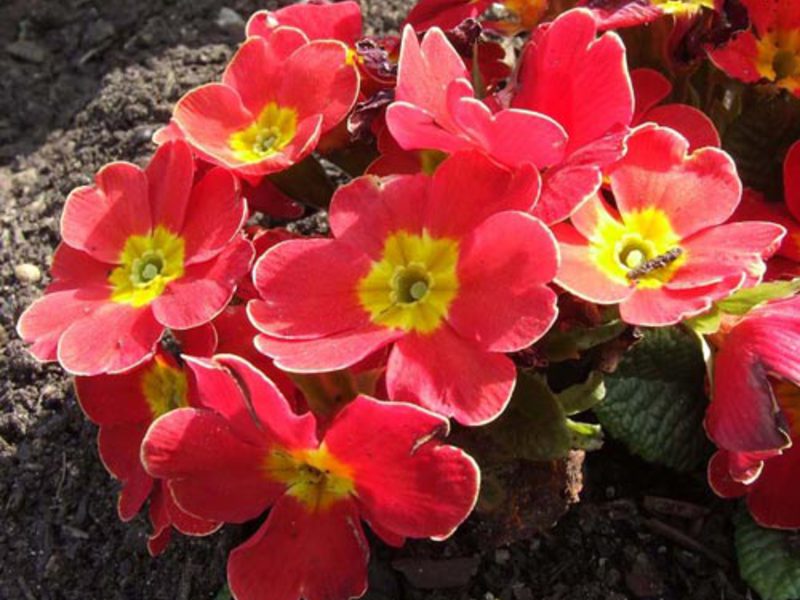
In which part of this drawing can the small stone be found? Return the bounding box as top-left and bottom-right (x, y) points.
(494, 549), (511, 565)
(15, 263), (41, 283)
(216, 8), (245, 34)
(6, 40), (48, 64)
(83, 19), (116, 46)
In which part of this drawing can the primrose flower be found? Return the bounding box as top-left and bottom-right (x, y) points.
(166, 28), (359, 179)
(707, 0), (800, 97)
(246, 0), (362, 45)
(405, 0), (548, 33)
(385, 25), (568, 173)
(510, 9), (634, 224)
(75, 345), (220, 555)
(631, 68), (720, 151)
(142, 355), (480, 600)
(705, 296), (800, 528)
(17, 141), (253, 376)
(553, 125), (785, 326)
(249, 151), (559, 425)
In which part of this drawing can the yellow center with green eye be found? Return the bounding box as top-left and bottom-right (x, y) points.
(141, 355), (189, 418)
(229, 102), (298, 162)
(265, 445), (355, 512)
(755, 31), (800, 91)
(358, 230), (460, 334)
(109, 226), (185, 307)
(590, 207), (686, 289)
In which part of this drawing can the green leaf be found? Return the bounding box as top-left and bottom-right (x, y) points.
(267, 155), (335, 209)
(685, 306), (722, 335)
(735, 509), (800, 600)
(595, 326), (712, 471)
(558, 371), (606, 415)
(214, 585), (233, 600)
(566, 419), (604, 451)
(722, 94), (800, 201)
(718, 279), (800, 315)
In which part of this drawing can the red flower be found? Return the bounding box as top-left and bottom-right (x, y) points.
(630, 68), (720, 151)
(705, 296), (800, 528)
(553, 125), (784, 325)
(17, 141), (253, 376)
(142, 355), (480, 600)
(166, 28), (359, 179)
(249, 151), (559, 425)
(707, 0), (800, 97)
(581, 0), (718, 30)
(246, 0), (363, 45)
(75, 344), (220, 555)
(385, 25), (568, 172)
(405, 0), (548, 33)
(510, 8), (634, 224)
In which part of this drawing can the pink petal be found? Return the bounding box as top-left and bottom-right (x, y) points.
(146, 140), (196, 234)
(448, 212), (559, 352)
(553, 223), (633, 303)
(61, 162), (151, 263)
(255, 326), (403, 373)
(227, 495), (368, 600)
(277, 40), (360, 132)
(619, 279), (742, 326)
(250, 238), (372, 338)
(609, 125), (742, 237)
(385, 101), (474, 154)
(387, 326), (516, 425)
(180, 167), (246, 265)
(173, 83), (255, 167)
(324, 395), (479, 539)
(151, 237), (254, 330)
(57, 303), (162, 376)
(247, 2), (362, 44)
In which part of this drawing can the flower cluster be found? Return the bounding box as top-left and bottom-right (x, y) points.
(15, 0), (800, 598)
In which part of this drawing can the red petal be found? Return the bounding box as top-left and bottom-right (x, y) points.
(180, 167), (246, 265)
(142, 408), (284, 522)
(255, 327), (402, 373)
(785, 140), (800, 222)
(448, 212), (558, 351)
(387, 326), (516, 425)
(610, 125), (741, 237)
(631, 68), (671, 121)
(247, 2), (362, 44)
(146, 140), (196, 234)
(385, 101), (473, 154)
(746, 441), (800, 529)
(97, 423), (153, 521)
(325, 396), (479, 539)
(61, 162), (150, 263)
(151, 236), (254, 330)
(250, 238), (371, 338)
(174, 323), (217, 357)
(707, 32), (762, 85)
(57, 303), (162, 376)
(428, 151), (541, 238)
(228, 495), (368, 600)
(164, 484), (221, 536)
(619, 280), (741, 326)
(75, 365), (153, 425)
(329, 174), (430, 260)
(643, 104), (720, 151)
(707, 451), (749, 498)
(513, 9), (633, 153)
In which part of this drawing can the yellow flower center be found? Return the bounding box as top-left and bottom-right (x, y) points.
(265, 445), (355, 512)
(500, 0), (548, 31)
(141, 355), (189, 418)
(109, 226), (185, 307)
(358, 231), (459, 334)
(653, 0), (714, 16)
(591, 207), (686, 289)
(229, 102), (298, 163)
(755, 30), (800, 91)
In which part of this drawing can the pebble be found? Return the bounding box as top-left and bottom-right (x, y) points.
(216, 7), (245, 34)
(15, 263), (41, 283)
(6, 40), (48, 64)
(494, 549), (511, 565)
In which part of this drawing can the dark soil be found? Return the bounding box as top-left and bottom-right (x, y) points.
(0, 1), (754, 599)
